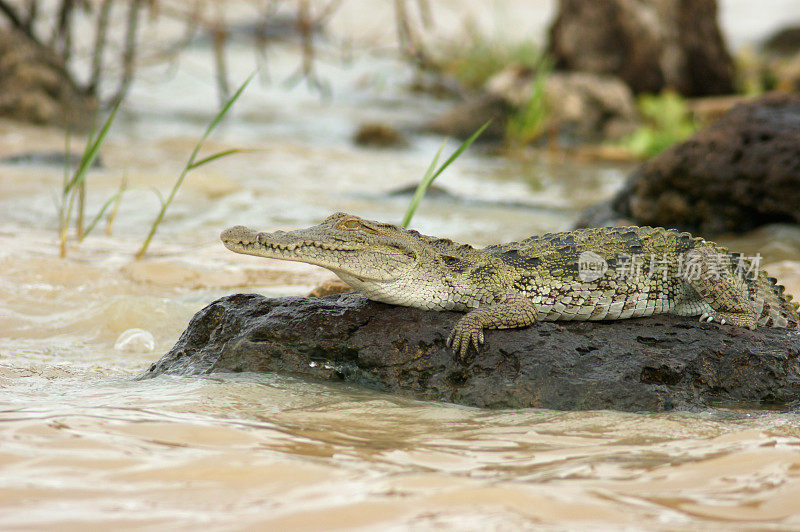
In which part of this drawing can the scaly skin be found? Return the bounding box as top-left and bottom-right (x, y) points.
(221, 212), (800, 360)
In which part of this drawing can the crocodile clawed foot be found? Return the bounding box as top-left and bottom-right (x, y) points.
(447, 316), (485, 363)
(699, 310), (756, 329)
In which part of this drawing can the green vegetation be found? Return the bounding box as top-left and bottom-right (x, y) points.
(58, 101), (122, 258)
(401, 121), (491, 228)
(135, 73), (254, 259)
(620, 91), (698, 158)
(434, 28), (543, 90)
(433, 30), (552, 148)
(57, 75), (253, 259)
(504, 60), (552, 148)
(734, 48), (777, 96)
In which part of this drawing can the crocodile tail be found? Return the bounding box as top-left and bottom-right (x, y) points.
(752, 271), (799, 328)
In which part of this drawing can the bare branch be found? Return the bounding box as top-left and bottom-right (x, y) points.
(393, 0), (432, 67)
(25, 0), (38, 32)
(53, 0), (76, 63)
(212, 4), (230, 107)
(318, 0), (342, 22)
(416, 0), (433, 29)
(0, 0), (25, 29)
(137, 1), (201, 68)
(89, 0), (113, 96)
(111, 0), (143, 106)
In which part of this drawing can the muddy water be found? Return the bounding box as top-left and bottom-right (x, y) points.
(4, 3), (800, 530)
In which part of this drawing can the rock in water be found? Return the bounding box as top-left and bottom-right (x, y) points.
(578, 93), (800, 234)
(142, 293), (800, 412)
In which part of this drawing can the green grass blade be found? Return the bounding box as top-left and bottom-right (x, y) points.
(81, 187), (129, 239)
(58, 130), (71, 232)
(188, 148), (250, 170)
(400, 139), (446, 228)
(429, 119), (490, 182)
(196, 71), (256, 149)
(65, 99), (121, 193)
(62, 130), (71, 197)
(400, 119), (491, 228)
(135, 73), (254, 260)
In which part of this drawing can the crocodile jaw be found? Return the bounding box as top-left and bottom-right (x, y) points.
(220, 225), (415, 282)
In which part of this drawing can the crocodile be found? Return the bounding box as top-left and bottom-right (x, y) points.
(221, 212), (799, 359)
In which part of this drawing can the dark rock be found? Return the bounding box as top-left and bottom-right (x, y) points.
(578, 93), (800, 234)
(385, 183), (454, 199)
(142, 293), (800, 412)
(353, 122), (408, 148)
(762, 25), (800, 56)
(547, 0), (734, 96)
(0, 151), (103, 168)
(0, 28), (96, 127)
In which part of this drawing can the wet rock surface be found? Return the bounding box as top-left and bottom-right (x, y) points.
(143, 293), (800, 412)
(579, 93), (800, 234)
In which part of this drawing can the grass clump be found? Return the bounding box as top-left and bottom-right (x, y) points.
(620, 91), (698, 158)
(433, 27), (543, 90)
(57, 100), (122, 257)
(504, 60), (552, 148)
(56, 74), (253, 259)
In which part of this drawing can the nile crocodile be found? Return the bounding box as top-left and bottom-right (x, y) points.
(221, 212), (799, 359)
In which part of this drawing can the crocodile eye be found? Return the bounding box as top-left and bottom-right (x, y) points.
(341, 219), (361, 229)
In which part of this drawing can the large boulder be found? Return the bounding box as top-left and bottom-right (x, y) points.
(578, 93), (800, 234)
(142, 293), (800, 412)
(547, 0), (734, 96)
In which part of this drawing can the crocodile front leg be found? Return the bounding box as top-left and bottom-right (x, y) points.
(683, 246), (758, 329)
(446, 294), (538, 361)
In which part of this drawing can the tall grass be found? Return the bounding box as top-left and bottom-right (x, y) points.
(434, 29), (542, 90)
(57, 100), (121, 257)
(505, 60), (552, 148)
(401, 120), (491, 228)
(135, 73), (254, 259)
(56, 74), (253, 259)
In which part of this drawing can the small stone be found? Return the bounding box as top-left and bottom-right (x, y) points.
(307, 278), (352, 297)
(353, 122), (408, 148)
(115, 328), (156, 353)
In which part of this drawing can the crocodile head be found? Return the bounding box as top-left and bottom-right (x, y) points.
(221, 212), (426, 284)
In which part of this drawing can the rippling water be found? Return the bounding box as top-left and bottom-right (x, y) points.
(3, 2), (800, 529)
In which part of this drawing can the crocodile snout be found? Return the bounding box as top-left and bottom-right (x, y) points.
(220, 225), (258, 245)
